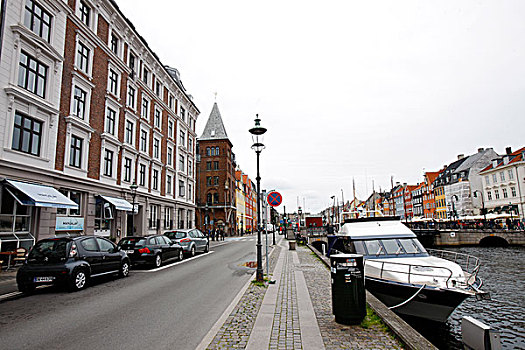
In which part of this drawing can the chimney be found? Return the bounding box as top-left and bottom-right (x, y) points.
(478, 148), (485, 153)
(443, 165), (448, 169)
(457, 154), (464, 160)
(506, 147), (512, 155)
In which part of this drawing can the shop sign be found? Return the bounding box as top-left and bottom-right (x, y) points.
(56, 217), (84, 231)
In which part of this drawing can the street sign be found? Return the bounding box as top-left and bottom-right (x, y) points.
(267, 191), (282, 207)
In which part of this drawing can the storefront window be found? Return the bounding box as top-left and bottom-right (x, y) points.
(94, 201), (110, 230)
(57, 190), (82, 216)
(0, 187), (34, 251)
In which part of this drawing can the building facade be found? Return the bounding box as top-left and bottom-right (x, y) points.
(195, 103), (236, 235)
(0, 0), (198, 252)
(480, 147), (525, 219)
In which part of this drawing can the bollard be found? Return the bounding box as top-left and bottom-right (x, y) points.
(289, 240), (296, 250)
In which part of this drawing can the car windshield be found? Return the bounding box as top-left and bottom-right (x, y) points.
(28, 239), (68, 262)
(166, 231), (186, 239)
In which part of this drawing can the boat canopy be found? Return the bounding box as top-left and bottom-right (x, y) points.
(337, 219), (416, 240)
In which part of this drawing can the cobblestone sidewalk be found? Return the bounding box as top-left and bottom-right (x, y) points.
(296, 245), (404, 349)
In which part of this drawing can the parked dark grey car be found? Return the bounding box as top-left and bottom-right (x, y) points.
(118, 235), (183, 268)
(17, 236), (130, 293)
(165, 229), (209, 257)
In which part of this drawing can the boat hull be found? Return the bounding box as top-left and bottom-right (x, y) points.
(365, 277), (471, 323)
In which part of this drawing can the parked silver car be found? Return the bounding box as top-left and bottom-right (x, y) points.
(164, 229), (209, 257)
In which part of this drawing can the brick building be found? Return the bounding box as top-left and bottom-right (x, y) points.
(0, 0), (198, 251)
(195, 103), (236, 235)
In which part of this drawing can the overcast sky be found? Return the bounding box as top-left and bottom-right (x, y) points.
(118, 0), (525, 214)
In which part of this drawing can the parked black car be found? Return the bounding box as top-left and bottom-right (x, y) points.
(118, 235), (183, 268)
(17, 236), (130, 293)
(164, 229), (209, 257)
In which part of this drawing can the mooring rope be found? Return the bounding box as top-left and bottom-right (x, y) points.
(388, 284), (427, 310)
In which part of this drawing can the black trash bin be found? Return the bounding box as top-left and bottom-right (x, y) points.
(330, 253), (366, 325)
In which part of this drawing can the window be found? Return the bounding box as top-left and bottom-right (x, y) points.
(213, 161), (219, 170)
(139, 164), (146, 186)
(215, 147), (219, 156)
(18, 52), (47, 98)
(179, 130), (185, 145)
(166, 175), (172, 195)
(179, 180), (185, 197)
(180, 106), (185, 121)
(188, 184), (192, 201)
(79, 1), (90, 26)
(508, 170), (514, 180)
(149, 204), (158, 229)
(500, 172), (505, 181)
(123, 157), (132, 182)
(152, 169), (159, 190)
(105, 107), (116, 135)
(206, 177), (212, 186)
(188, 138), (193, 152)
(179, 155), (185, 171)
(206, 147), (210, 156)
(110, 34), (119, 55)
(168, 120), (174, 138)
(207, 193), (212, 204)
(12, 112), (42, 156)
(142, 68), (149, 85)
(140, 130), (148, 152)
(169, 95), (174, 109)
(213, 193), (219, 203)
(511, 187), (517, 197)
(80, 238), (98, 251)
(494, 189), (500, 200)
(128, 53), (136, 79)
(69, 135), (82, 168)
(108, 69), (118, 95)
(141, 98), (149, 119)
(485, 175), (490, 186)
(167, 146), (173, 166)
(56, 190), (81, 216)
(206, 161), (211, 170)
(155, 81), (161, 96)
(96, 238), (115, 253)
(103, 149), (113, 177)
(76, 42), (90, 74)
(492, 174), (497, 183)
(24, 0), (52, 42)
(502, 188), (508, 198)
(188, 161), (193, 176)
(164, 207), (172, 229)
(73, 86), (87, 119)
(127, 86), (136, 108)
(154, 109), (161, 128)
(125, 120), (134, 144)
(153, 138), (159, 159)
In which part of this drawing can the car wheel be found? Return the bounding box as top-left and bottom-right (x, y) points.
(18, 283), (36, 294)
(204, 243), (209, 253)
(178, 250), (184, 261)
(69, 269), (88, 291)
(154, 254), (162, 268)
(119, 260), (130, 278)
(190, 245), (196, 257)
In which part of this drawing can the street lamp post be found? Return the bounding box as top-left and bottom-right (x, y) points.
(331, 195), (335, 226)
(473, 190), (486, 223)
(129, 182), (138, 236)
(249, 114), (267, 283)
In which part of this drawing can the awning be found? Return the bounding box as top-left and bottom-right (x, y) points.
(5, 179), (78, 209)
(99, 195), (133, 211)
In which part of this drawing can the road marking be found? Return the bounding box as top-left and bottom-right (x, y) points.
(133, 251), (215, 273)
(0, 285), (48, 303)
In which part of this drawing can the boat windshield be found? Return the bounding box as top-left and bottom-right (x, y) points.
(355, 238), (428, 257)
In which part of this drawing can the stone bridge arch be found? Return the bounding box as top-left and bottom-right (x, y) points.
(479, 235), (509, 247)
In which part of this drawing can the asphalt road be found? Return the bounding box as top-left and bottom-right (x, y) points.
(0, 236), (259, 350)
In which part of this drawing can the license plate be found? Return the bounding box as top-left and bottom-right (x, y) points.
(125, 250), (134, 254)
(34, 276), (55, 283)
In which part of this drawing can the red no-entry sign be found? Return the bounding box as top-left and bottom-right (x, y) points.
(267, 191), (282, 207)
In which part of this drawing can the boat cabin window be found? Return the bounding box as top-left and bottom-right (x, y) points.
(364, 240), (385, 256)
(398, 238), (424, 254)
(382, 239), (404, 255)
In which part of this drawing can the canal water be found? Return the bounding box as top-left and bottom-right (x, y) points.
(405, 245), (525, 349)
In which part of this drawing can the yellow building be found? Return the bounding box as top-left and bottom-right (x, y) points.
(434, 185), (447, 219)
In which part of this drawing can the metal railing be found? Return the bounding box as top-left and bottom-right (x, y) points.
(369, 259), (454, 288)
(426, 248), (481, 287)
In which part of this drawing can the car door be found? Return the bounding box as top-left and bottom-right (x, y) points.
(96, 237), (121, 273)
(78, 237), (103, 275)
(195, 229), (207, 252)
(161, 236), (177, 260)
(154, 236), (170, 261)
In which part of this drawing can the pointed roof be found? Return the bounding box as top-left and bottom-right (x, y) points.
(199, 103), (229, 141)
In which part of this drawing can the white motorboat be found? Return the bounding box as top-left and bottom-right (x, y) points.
(332, 217), (488, 322)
